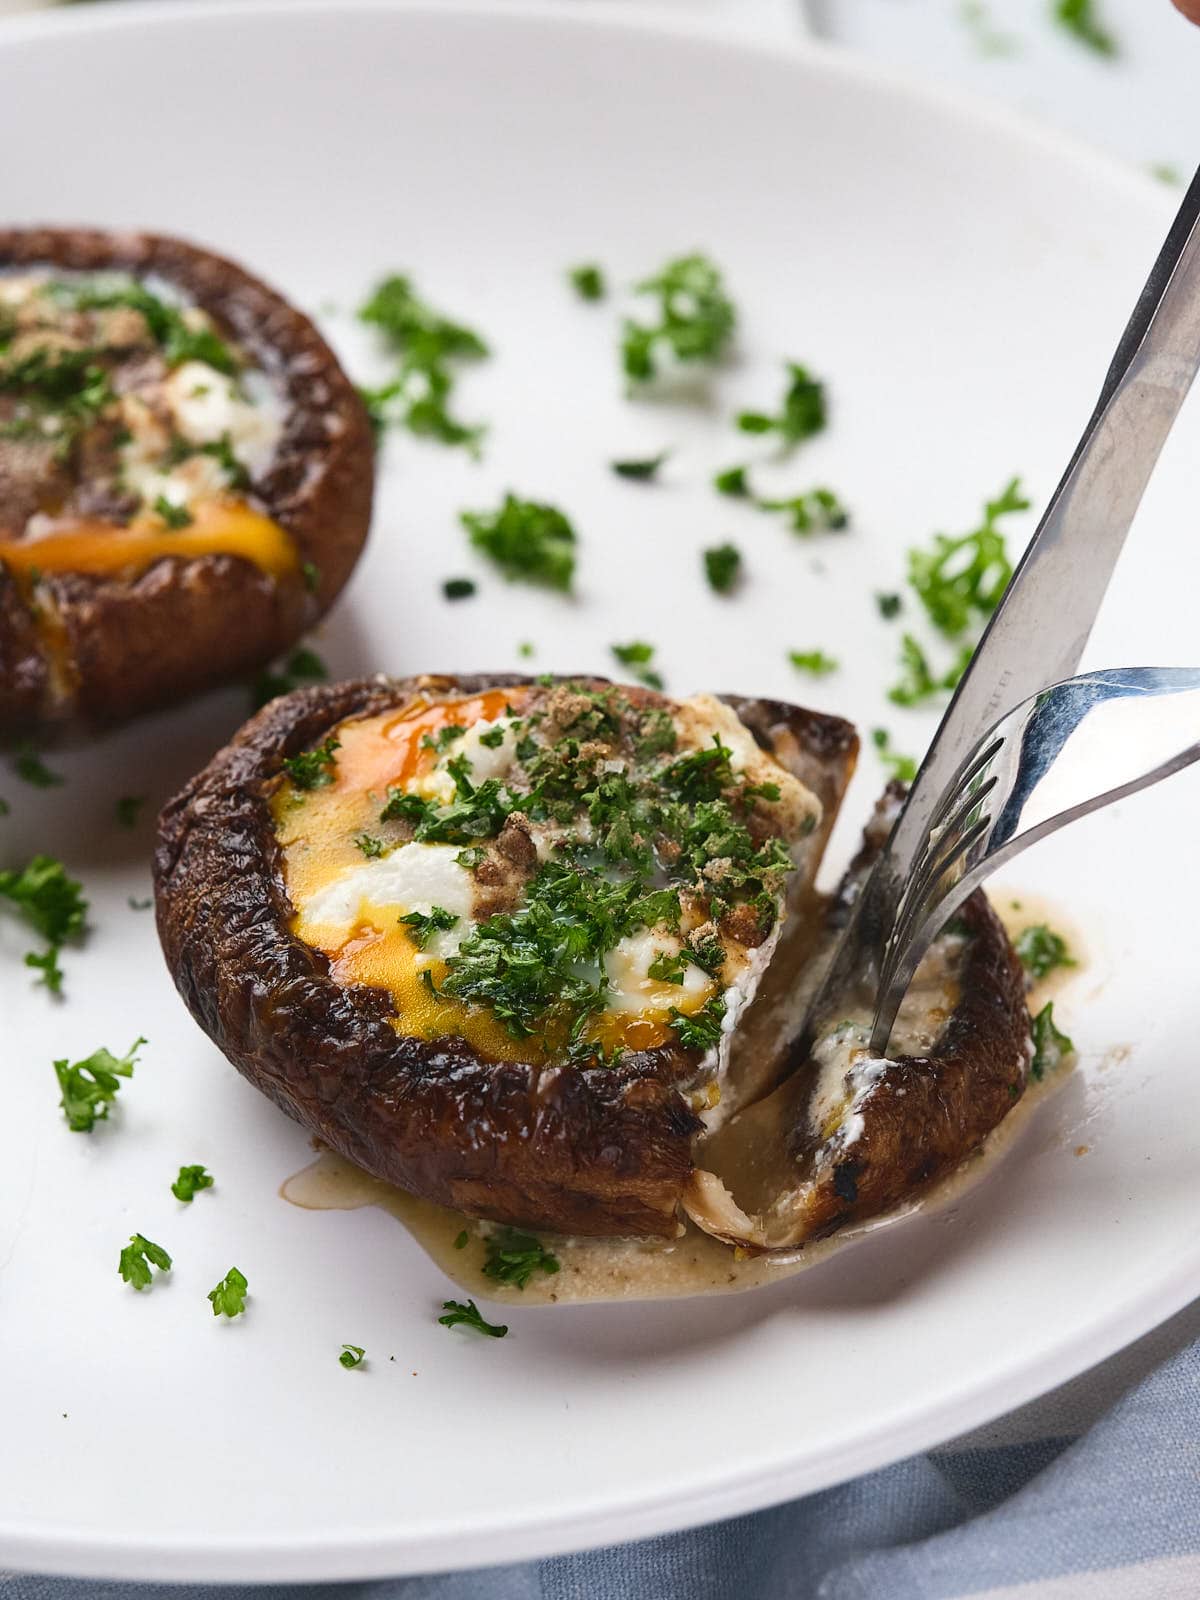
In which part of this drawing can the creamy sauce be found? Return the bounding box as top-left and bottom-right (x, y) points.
(281, 1062), (1070, 1305)
(280, 891), (1085, 1304)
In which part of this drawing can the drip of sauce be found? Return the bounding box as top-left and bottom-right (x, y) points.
(0, 497), (297, 581)
(281, 1066), (1067, 1305)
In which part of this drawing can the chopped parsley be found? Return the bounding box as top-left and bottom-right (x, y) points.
(115, 795), (145, 829)
(888, 633), (975, 708)
(282, 736), (340, 791)
(442, 577), (477, 601)
(399, 905), (459, 950)
(461, 494), (576, 592)
(704, 542), (742, 595)
(611, 451), (670, 482)
(1030, 1002), (1074, 1080)
(758, 486), (848, 534)
(252, 645), (328, 709)
(118, 1233), (172, 1291)
(338, 1344), (366, 1369)
(876, 592), (902, 619)
(517, 642), (535, 659)
(152, 495), (193, 529)
(788, 649), (838, 677)
(481, 1228), (561, 1290)
(358, 273), (489, 452)
(61, 279), (239, 374)
(455, 846), (487, 869)
(647, 949), (687, 984)
(568, 263), (606, 301)
(478, 725), (506, 749)
(171, 1164), (214, 1202)
(454, 1229), (470, 1249)
(622, 253), (736, 383)
(0, 853), (88, 994)
(669, 994), (727, 1052)
(301, 560), (321, 593)
(1052, 0), (1117, 57)
(611, 640), (664, 690)
(872, 728), (918, 785)
(714, 465), (751, 498)
(355, 833), (386, 859)
(737, 362), (826, 447)
(13, 744), (63, 789)
(907, 477), (1026, 637)
(128, 895), (153, 911)
(207, 1267), (249, 1318)
(1016, 924), (1076, 980)
(438, 1298), (508, 1338)
(54, 1037), (144, 1132)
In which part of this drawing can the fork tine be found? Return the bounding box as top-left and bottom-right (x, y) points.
(886, 776), (999, 955)
(877, 813), (992, 1007)
(925, 735), (1005, 835)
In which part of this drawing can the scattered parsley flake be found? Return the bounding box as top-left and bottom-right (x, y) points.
(282, 735), (340, 791)
(737, 362), (826, 446)
(118, 1233), (172, 1291)
(13, 744), (63, 789)
(876, 592), (902, 620)
(758, 486), (848, 534)
(622, 253), (736, 384)
(442, 577), (477, 601)
(115, 795), (145, 829)
(171, 1164), (214, 1202)
(301, 560), (321, 593)
(339, 1344), (366, 1369)
(909, 478), (1027, 639)
(1016, 924), (1076, 980)
(611, 640), (663, 689)
(960, 0), (1020, 56)
(358, 273), (489, 453)
(517, 641), (535, 659)
(569, 263), (606, 301)
(1031, 1002), (1074, 1080)
(55, 1037), (144, 1132)
(788, 649), (838, 677)
(462, 494), (576, 592)
(439, 1298), (508, 1338)
(355, 833), (386, 858)
(0, 854), (87, 993)
(481, 1228), (560, 1290)
(714, 465), (750, 498)
(1052, 0), (1117, 57)
(128, 895), (153, 911)
(888, 633), (974, 708)
(611, 450), (670, 482)
(704, 542), (742, 595)
(453, 1229), (470, 1250)
(207, 1267), (248, 1318)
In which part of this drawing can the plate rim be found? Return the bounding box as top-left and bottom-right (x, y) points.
(0, 0), (1194, 1580)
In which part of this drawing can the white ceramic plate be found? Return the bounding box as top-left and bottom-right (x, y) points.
(3, 1), (1199, 1581)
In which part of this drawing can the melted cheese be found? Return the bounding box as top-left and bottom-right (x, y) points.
(0, 498), (297, 579)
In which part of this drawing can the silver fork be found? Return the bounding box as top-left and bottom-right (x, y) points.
(871, 667), (1200, 1050)
(804, 162), (1200, 1056)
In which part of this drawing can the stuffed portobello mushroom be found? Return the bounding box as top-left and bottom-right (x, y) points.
(0, 228), (373, 732)
(155, 673), (1032, 1248)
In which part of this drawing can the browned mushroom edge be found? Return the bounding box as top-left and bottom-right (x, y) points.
(154, 674), (1031, 1247)
(0, 227), (374, 731)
